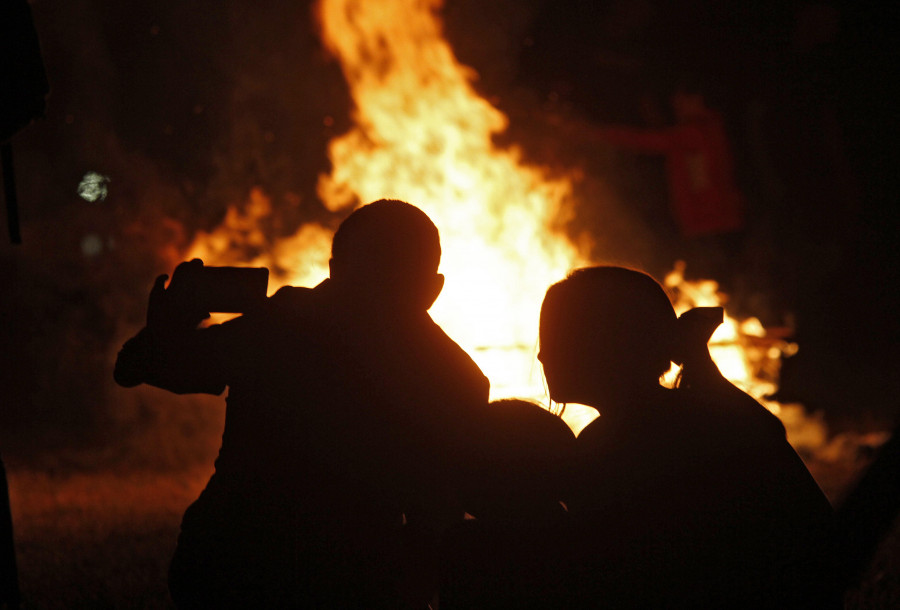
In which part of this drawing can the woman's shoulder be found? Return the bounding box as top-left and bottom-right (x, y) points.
(673, 385), (788, 448)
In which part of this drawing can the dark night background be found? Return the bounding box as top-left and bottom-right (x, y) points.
(1, 0), (898, 478)
(0, 0), (899, 606)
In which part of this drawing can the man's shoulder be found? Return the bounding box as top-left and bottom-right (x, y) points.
(211, 284), (324, 342)
(269, 284), (318, 305)
(417, 316), (490, 400)
(258, 284), (326, 319)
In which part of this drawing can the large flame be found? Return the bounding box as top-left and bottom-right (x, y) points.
(187, 0), (582, 409)
(313, 0), (584, 400)
(184, 0), (794, 435)
(183, 0), (883, 460)
(186, 187), (333, 289)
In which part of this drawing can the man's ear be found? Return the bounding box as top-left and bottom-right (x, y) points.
(328, 258), (337, 279)
(421, 273), (444, 311)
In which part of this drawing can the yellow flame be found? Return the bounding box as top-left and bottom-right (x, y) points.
(186, 188), (332, 291)
(663, 261), (794, 404)
(315, 0), (584, 403)
(182, 1), (837, 448)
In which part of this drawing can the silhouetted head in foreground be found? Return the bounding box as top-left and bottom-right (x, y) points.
(329, 199), (445, 312)
(539, 266), (677, 408)
(468, 399), (575, 521)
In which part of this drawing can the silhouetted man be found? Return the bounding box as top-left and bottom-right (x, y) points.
(115, 200), (490, 608)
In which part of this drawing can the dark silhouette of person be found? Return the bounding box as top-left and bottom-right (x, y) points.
(537, 266), (836, 608)
(114, 200), (490, 608)
(440, 399), (575, 609)
(463, 399), (575, 523)
(590, 86), (745, 240)
(833, 420), (900, 598)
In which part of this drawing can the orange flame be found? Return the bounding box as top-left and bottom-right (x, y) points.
(183, 0), (800, 437)
(663, 260), (792, 405)
(185, 188), (332, 289)
(660, 262), (881, 465)
(186, 0), (584, 413)
(315, 0), (585, 402)
(183, 0), (880, 459)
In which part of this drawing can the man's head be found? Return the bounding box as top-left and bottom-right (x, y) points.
(329, 199), (444, 311)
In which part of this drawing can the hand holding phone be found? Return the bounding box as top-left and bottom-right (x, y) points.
(193, 265), (269, 313)
(146, 260), (269, 330)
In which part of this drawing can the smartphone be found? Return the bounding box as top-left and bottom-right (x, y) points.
(194, 266), (269, 313)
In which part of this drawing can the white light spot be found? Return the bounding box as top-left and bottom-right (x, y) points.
(77, 172), (110, 202)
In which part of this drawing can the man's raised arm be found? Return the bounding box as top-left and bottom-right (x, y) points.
(114, 259), (230, 395)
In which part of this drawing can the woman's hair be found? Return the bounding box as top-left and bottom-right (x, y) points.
(539, 266), (677, 384)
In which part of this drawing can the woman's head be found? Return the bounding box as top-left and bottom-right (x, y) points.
(538, 267), (677, 403)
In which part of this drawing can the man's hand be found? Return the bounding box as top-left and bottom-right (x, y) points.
(146, 259), (210, 330)
(673, 307), (723, 365)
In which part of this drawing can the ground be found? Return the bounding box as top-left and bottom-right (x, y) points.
(8, 468), (209, 609)
(5, 458), (898, 608)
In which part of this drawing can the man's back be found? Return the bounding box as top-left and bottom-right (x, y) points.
(163, 280), (489, 607)
(117, 200), (492, 607)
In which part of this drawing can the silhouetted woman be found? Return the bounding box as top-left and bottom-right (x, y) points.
(538, 266), (837, 608)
